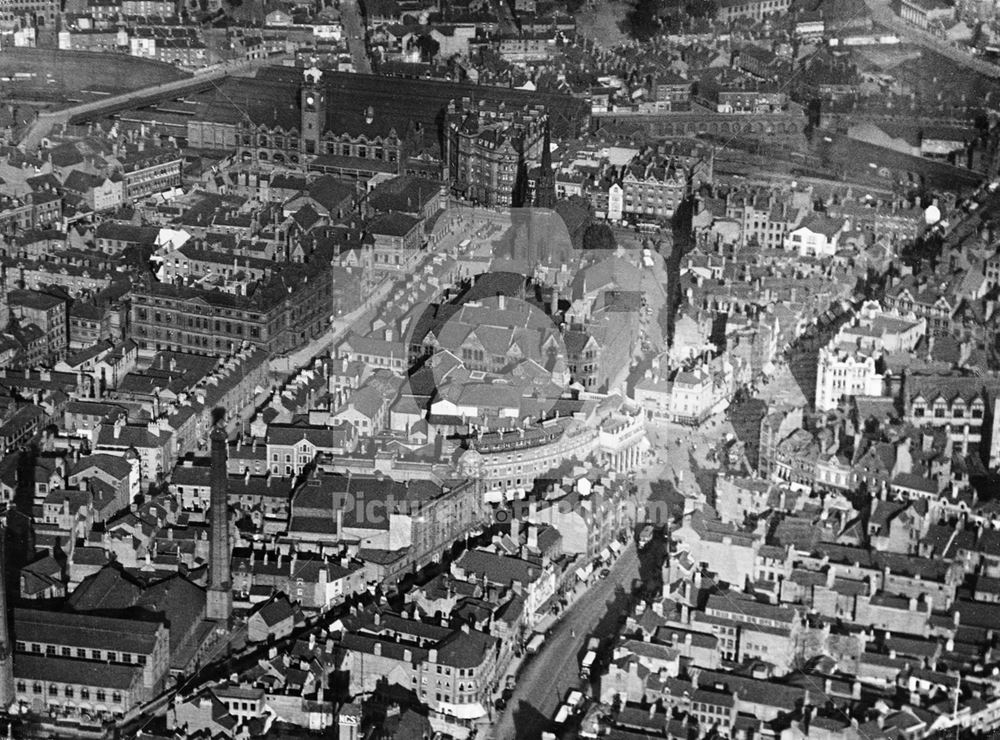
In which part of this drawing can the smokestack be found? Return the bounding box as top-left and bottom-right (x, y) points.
(206, 415), (233, 623)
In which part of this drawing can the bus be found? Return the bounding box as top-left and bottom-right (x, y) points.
(566, 690), (584, 710)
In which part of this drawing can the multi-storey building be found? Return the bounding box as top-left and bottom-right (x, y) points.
(94, 222), (159, 255)
(0, 192), (62, 238)
(815, 342), (884, 412)
(826, 201), (923, 242)
(458, 419), (597, 494)
(8, 290), (67, 365)
(265, 423), (357, 477)
(58, 28), (126, 51)
(724, 188), (809, 248)
(715, 0), (790, 22)
(497, 31), (561, 63)
(716, 86), (787, 114)
(784, 213), (848, 258)
(231, 550), (366, 611)
(62, 171), (125, 213)
(369, 212), (423, 273)
(898, 0), (954, 29)
(621, 159), (688, 222)
(904, 374), (1000, 466)
(445, 98), (547, 207)
(0, 258), (114, 297)
(12, 608), (170, 705)
(13, 655), (145, 721)
(121, 0), (175, 14)
(339, 611), (499, 738)
(0, 0), (59, 30)
(650, 72), (692, 109)
(452, 549), (557, 627)
(289, 470), (489, 578)
(234, 67), (405, 171)
(130, 36), (208, 67)
(883, 275), (956, 336)
(119, 151), (183, 201)
(128, 264), (332, 357)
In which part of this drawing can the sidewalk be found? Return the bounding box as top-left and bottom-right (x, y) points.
(486, 550), (617, 709)
(269, 276), (395, 374)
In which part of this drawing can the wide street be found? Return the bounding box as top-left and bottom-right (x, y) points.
(489, 416), (689, 740)
(490, 543), (639, 740)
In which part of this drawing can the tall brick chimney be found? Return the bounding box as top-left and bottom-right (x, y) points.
(206, 417), (232, 623)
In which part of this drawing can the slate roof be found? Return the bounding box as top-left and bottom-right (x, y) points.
(15, 653), (142, 690)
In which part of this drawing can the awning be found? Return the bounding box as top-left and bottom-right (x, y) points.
(436, 701), (488, 720)
(484, 490), (505, 505)
(610, 541), (624, 555)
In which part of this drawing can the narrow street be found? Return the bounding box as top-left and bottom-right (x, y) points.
(490, 544), (639, 740)
(339, 0), (373, 74)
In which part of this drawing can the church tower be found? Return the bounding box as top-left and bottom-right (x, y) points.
(0, 521), (14, 711)
(300, 67), (326, 159)
(206, 421), (232, 623)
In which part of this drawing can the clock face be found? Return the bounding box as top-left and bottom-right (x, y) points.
(306, 95), (315, 106)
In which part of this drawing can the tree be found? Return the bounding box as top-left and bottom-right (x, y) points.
(625, 0), (662, 41)
(582, 222), (616, 250)
(685, 0), (716, 16)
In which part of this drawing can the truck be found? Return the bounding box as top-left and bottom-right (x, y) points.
(525, 632), (545, 655)
(580, 650), (597, 678)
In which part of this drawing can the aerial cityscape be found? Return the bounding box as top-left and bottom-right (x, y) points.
(0, 0), (999, 736)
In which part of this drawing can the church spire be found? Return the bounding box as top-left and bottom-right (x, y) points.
(534, 117), (555, 209)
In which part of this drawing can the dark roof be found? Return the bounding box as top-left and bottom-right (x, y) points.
(368, 175), (441, 215)
(70, 453), (133, 480)
(135, 575), (206, 653)
(8, 289), (64, 311)
(95, 222), (159, 244)
(251, 594), (295, 627)
(238, 68), (587, 141)
(14, 653), (142, 690)
(67, 566), (143, 611)
(307, 175), (355, 213)
(13, 607), (162, 654)
(369, 211), (421, 237)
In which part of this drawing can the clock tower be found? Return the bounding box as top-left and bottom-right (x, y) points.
(301, 66), (325, 158)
